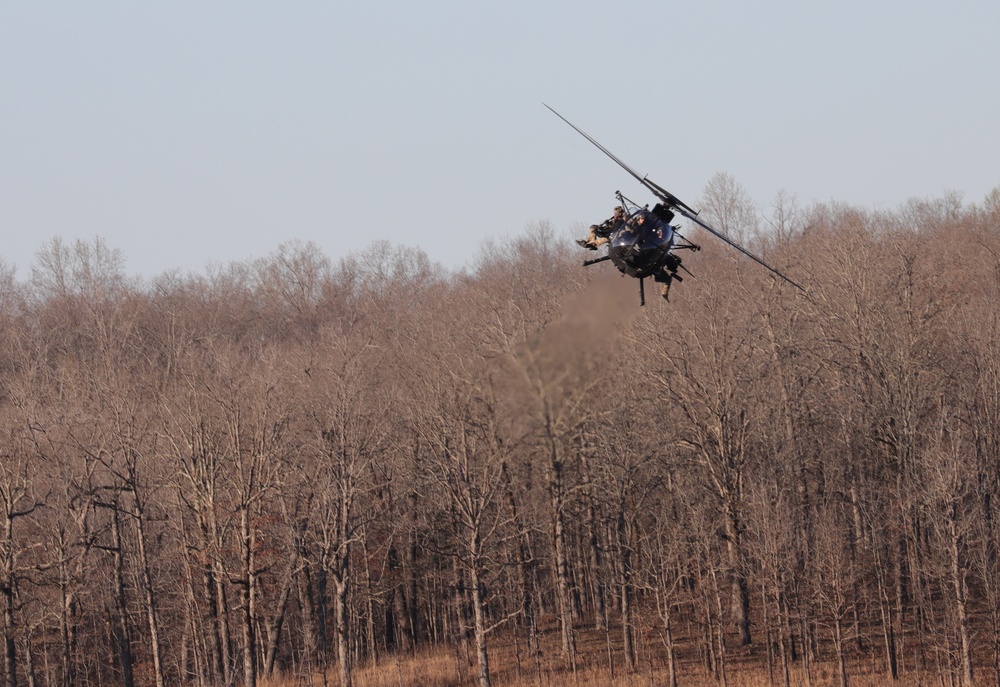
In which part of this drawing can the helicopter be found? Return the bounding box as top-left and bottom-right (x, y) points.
(545, 104), (804, 305)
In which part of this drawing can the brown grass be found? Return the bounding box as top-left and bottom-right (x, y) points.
(261, 621), (945, 687)
(263, 653), (940, 687)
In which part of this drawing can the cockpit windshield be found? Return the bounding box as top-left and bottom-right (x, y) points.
(612, 210), (674, 249)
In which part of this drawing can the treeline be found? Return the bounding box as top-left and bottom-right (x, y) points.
(3, 186), (1000, 687)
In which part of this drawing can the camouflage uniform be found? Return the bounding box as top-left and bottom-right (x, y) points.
(577, 206), (626, 249)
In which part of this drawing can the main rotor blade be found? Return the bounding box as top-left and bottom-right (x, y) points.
(675, 207), (806, 291)
(640, 177), (700, 217)
(544, 104), (646, 184)
(544, 104), (699, 216)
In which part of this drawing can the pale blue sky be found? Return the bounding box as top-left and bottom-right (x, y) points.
(2, 1), (998, 278)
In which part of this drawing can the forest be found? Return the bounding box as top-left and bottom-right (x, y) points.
(3, 180), (1000, 687)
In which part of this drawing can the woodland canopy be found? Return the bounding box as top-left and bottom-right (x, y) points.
(3, 183), (1000, 687)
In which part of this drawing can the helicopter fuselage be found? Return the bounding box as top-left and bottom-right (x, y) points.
(607, 209), (676, 279)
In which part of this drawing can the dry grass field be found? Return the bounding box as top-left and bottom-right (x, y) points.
(260, 620), (946, 687)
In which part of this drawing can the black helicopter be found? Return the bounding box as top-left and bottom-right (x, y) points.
(546, 105), (804, 305)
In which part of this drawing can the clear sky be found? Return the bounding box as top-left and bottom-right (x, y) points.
(2, 1), (998, 279)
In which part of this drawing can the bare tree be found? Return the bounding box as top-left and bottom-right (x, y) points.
(422, 375), (516, 687)
(0, 438), (43, 687)
(641, 281), (764, 646)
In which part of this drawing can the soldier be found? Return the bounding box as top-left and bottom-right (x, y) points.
(659, 253), (683, 300)
(576, 205), (626, 250)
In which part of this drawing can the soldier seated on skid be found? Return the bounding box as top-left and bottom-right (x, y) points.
(576, 205), (626, 250)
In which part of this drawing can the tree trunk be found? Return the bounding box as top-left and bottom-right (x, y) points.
(617, 511), (635, 672)
(581, 455), (607, 632)
(502, 462), (538, 653)
(334, 572), (352, 687)
(710, 567), (729, 687)
(469, 537), (492, 687)
(110, 509), (135, 687)
(3, 587), (15, 687)
(658, 598), (678, 687)
(3, 514), (16, 687)
(315, 564), (329, 666)
(407, 492), (422, 647)
(834, 612), (849, 687)
(205, 561), (229, 685)
(263, 557), (297, 677)
(297, 563), (318, 675)
(132, 506), (164, 687)
(239, 508), (257, 687)
(59, 556), (78, 687)
(724, 504), (752, 646)
(949, 505), (974, 686)
(20, 633), (34, 687)
(876, 559), (899, 680)
(547, 439), (576, 663)
(452, 554), (471, 659)
(777, 591), (791, 687)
